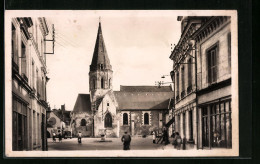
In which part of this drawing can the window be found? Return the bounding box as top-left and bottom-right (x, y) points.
(107, 102), (109, 106)
(21, 42), (27, 80)
(42, 77), (45, 100)
(207, 45), (218, 84)
(104, 113), (112, 128)
(100, 64), (103, 70)
(36, 69), (39, 95)
(183, 112), (186, 137)
(176, 72), (179, 98)
(144, 113), (149, 125)
(202, 101), (232, 148)
(32, 61), (35, 88)
(123, 113), (128, 125)
(188, 59), (192, 87)
(228, 32), (231, 68)
(181, 67), (185, 92)
(189, 110), (193, 141)
(101, 78), (104, 89)
(12, 24), (17, 63)
(109, 78), (111, 89)
(80, 119), (86, 126)
(92, 79), (96, 89)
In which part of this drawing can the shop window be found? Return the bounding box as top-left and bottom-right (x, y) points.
(202, 100), (232, 148)
(104, 113), (112, 128)
(123, 113), (128, 125)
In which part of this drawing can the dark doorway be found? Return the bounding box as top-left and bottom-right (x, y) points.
(104, 113), (112, 128)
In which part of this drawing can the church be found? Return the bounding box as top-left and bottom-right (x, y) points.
(70, 21), (174, 137)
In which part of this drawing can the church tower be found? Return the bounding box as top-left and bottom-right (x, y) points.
(89, 20), (113, 101)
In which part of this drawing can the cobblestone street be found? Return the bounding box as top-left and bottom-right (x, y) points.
(48, 136), (175, 151)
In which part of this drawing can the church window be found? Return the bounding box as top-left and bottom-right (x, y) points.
(104, 113), (112, 128)
(123, 113), (128, 125)
(144, 113), (149, 125)
(109, 78), (111, 89)
(107, 102), (109, 106)
(100, 64), (104, 70)
(92, 79), (96, 89)
(101, 78), (104, 89)
(80, 119), (86, 126)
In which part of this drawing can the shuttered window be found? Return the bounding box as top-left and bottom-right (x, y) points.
(207, 45), (218, 84)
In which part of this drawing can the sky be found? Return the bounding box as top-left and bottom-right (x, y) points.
(45, 11), (182, 110)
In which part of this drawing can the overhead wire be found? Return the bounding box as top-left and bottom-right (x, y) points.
(55, 35), (76, 47)
(55, 31), (78, 47)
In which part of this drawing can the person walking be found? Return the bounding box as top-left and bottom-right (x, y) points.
(152, 131), (156, 144)
(174, 132), (182, 150)
(58, 131), (62, 143)
(121, 131), (131, 150)
(52, 132), (56, 142)
(78, 131), (82, 144)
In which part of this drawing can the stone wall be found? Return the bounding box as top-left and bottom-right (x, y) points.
(71, 112), (93, 137)
(119, 110), (166, 136)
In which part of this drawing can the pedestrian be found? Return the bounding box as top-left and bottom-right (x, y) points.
(78, 131), (82, 144)
(163, 127), (169, 145)
(58, 131), (62, 143)
(121, 131), (131, 150)
(152, 131), (156, 144)
(52, 132), (56, 142)
(174, 132), (182, 150)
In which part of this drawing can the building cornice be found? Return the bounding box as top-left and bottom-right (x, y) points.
(38, 17), (49, 36)
(191, 16), (231, 43)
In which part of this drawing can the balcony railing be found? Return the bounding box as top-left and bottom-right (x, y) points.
(37, 92), (41, 99)
(22, 73), (28, 82)
(176, 95), (179, 102)
(181, 91), (186, 99)
(12, 60), (19, 74)
(187, 85), (192, 94)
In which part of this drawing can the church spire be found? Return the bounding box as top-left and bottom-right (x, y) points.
(90, 20), (112, 71)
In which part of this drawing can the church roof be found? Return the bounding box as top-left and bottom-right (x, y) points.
(90, 22), (112, 71)
(72, 94), (92, 113)
(114, 91), (173, 110)
(120, 85), (173, 92)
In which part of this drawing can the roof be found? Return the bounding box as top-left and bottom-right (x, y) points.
(72, 94), (92, 113)
(90, 22), (112, 71)
(120, 85), (172, 92)
(114, 91), (173, 110)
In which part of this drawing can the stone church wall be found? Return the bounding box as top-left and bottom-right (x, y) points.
(119, 110), (167, 136)
(71, 112), (93, 137)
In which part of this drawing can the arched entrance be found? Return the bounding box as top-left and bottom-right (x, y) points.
(104, 113), (112, 128)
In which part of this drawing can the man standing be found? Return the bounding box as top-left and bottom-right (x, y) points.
(121, 131), (131, 150)
(78, 131), (82, 144)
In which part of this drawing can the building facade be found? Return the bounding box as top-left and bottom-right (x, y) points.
(47, 105), (72, 138)
(12, 18), (51, 150)
(170, 16), (232, 149)
(193, 16), (232, 149)
(71, 21), (174, 137)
